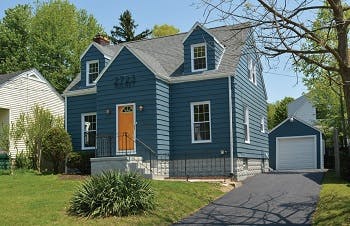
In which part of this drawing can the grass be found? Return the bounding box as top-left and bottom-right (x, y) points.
(313, 171), (350, 225)
(0, 171), (225, 225)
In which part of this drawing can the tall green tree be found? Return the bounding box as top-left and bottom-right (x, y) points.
(0, 1), (103, 93)
(152, 24), (180, 38)
(268, 97), (294, 129)
(110, 10), (151, 43)
(0, 5), (33, 73)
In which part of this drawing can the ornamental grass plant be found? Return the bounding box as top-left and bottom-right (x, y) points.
(67, 171), (155, 218)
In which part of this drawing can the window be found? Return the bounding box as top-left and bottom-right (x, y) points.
(82, 113), (96, 149)
(86, 60), (99, 85)
(191, 43), (207, 72)
(243, 158), (248, 170)
(244, 107), (250, 143)
(260, 116), (265, 133)
(191, 101), (211, 143)
(248, 58), (257, 85)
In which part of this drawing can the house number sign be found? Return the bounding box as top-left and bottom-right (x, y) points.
(114, 75), (136, 88)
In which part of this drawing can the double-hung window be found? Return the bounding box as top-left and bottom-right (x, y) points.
(191, 43), (207, 72)
(244, 107), (250, 143)
(248, 58), (257, 85)
(191, 101), (211, 143)
(86, 60), (99, 86)
(82, 113), (96, 149)
(260, 116), (265, 133)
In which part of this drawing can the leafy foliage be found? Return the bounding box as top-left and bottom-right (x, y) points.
(0, 1), (103, 93)
(15, 151), (31, 169)
(42, 127), (72, 173)
(0, 123), (10, 152)
(66, 151), (94, 175)
(11, 105), (63, 172)
(152, 24), (180, 38)
(110, 10), (151, 43)
(68, 171), (155, 218)
(268, 97), (294, 129)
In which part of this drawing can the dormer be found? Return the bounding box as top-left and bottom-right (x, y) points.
(80, 35), (113, 87)
(183, 22), (225, 74)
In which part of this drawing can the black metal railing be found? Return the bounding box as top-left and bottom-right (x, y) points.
(95, 134), (232, 178)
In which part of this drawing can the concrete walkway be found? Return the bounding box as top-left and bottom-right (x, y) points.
(175, 171), (324, 225)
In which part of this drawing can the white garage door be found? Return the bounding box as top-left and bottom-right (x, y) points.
(277, 136), (317, 170)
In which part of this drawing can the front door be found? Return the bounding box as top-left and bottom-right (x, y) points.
(117, 104), (135, 153)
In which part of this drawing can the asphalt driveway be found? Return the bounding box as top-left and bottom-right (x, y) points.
(175, 171), (324, 225)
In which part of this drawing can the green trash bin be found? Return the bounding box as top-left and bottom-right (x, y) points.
(0, 152), (9, 170)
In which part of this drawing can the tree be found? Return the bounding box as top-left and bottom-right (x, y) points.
(0, 1), (103, 93)
(152, 24), (180, 38)
(268, 97), (294, 129)
(12, 105), (63, 172)
(110, 10), (151, 43)
(0, 123), (10, 152)
(0, 5), (33, 73)
(202, 0), (350, 132)
(43, 127), (72, 173)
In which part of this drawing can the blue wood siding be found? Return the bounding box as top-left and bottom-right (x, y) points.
(170, 78), (230, 159)
(183, 26), (223, 74)
(96, 47), (158, 159)
(71, 45), (108, 91)
(156, 79), (170, 157)
(232, 32), (269, 159)
(66, 94), (96, 151)
(269, 119), (321, 169)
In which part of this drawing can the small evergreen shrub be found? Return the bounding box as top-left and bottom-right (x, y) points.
(67, 171), (155, 218)
(66, 151), (95, 174)
(42, 127), (72, 173)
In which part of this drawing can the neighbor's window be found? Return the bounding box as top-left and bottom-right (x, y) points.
(191, 101), (211, 143)
(260, 116), (265, 133)
(191, 43), (207, 72)
(244, 107), (250, 143)
(82, 113), (96, 149)
(87, 60), (99, 85)
(248, 58), (257, 85)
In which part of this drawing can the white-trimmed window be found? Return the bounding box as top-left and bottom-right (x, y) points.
(86, 60), (99, 86)
(191, 101), (211, 143)
(248, 58), (257, 85)
(191, 43), (207, 72)
(260, 116), (265, 133)
(244, 107), (250, 143)
(81, 113), (96, 149)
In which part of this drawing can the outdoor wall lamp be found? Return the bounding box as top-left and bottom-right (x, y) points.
(138, 105), (144, 111)
(105, 109), (111, 115)
(290, 117), (294, 122)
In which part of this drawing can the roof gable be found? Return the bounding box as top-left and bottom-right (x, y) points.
(269, 116), (322, 134)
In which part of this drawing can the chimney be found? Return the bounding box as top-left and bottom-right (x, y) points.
(93, 34), (110, 46)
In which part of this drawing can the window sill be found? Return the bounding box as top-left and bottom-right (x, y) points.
(191, 140), (212, 144)
(244, 140), (250, 144)
(82, 147), (96, 150)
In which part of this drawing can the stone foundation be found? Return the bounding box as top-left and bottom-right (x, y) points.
(234, 158), (269, 181)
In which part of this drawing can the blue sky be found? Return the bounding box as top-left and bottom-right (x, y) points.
(0, 0), (307, 102)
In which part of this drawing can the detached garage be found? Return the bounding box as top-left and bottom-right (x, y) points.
(269, 117), (324, 170)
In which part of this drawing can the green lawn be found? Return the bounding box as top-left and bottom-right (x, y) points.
(0, 171), (225, 226)
(313, 171), (350, 225)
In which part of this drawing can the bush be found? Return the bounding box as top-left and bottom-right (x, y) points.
(66, 151), (95, 174)
(15, 151), (32, 169)
(42, 127), (72, 173)
(68, 171), (155, 218)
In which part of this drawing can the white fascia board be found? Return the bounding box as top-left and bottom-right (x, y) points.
(79, 42), (112, 61)
(63, 73), (81, 94)
(63, 87), (96, 97)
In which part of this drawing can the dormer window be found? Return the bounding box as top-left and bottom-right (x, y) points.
(191, 43), (207, 72)
(86, 60), (99, 86)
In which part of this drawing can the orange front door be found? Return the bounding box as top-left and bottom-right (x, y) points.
(118, 105), (135, 151)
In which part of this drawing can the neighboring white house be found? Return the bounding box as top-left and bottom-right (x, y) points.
(287, 95), (316, 125)
(0, 68), (64, 157)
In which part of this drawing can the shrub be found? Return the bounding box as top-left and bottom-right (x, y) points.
(42, 127), (72, 173)
(68, 171), (155, 218)
(66, 151), (95, 174)
(15, 151), (32, 169)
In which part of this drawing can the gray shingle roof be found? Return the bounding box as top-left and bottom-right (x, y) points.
(97, 23), (250, 77)
(0, 69), (28, 85)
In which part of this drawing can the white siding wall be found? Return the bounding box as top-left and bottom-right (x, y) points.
(0, 73), (64, 158)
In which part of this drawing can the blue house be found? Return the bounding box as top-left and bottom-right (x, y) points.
(63, 22), (269, 180)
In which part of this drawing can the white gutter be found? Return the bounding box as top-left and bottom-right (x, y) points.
(228, 75), (234, 175)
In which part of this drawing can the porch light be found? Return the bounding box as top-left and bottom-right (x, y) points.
(105, 109), (111, 114)
(290, 117), (294, 122)
(138, 105), (144, 111)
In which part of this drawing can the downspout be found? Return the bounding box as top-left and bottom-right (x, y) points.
(228, 75), (234, 175)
